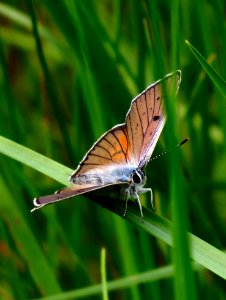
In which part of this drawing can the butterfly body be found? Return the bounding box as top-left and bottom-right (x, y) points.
(32, 71), (181, 220)
(83, 166), (151, 219)
(70, 164), (137, 186)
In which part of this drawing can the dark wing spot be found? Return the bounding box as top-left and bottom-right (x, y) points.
(153, 115), (160, 121)
(157, 96), (161, 100)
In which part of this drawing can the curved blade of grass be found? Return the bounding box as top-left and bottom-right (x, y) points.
(0, 135), (71, 186)
(32, 263), (200, 300)
(0, 135), (226, 280)
(185, 40), (226, 98)
(101, 200), (226, 281)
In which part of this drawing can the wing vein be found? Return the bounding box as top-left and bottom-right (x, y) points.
(95, 144), (112, 158)
(135, 101), (144, 138)
(128, 114), (135, 158)
(111, 131), (126, 156)
(122, 127), (130, 162)
(103, 136), (117, 151)
(144, 90), (149, 127)
(88, 153), (113, 161)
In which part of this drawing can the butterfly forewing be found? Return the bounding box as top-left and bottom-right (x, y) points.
(126, 71), (181, 168)
(73, 71), (180, 179)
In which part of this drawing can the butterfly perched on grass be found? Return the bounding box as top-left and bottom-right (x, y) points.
(32, 71), (181, 220)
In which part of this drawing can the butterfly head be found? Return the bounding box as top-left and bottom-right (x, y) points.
(131, 168), (147, 187)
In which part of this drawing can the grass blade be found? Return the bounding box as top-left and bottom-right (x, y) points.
(0, 135), (71, 186)
(0, 135), (226, 280)
(31, 264), (200, 300)
(101, 248), (109, 300)
(185, 40), (226, 97)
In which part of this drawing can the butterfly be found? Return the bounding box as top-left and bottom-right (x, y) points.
(32, 71), (181, 220)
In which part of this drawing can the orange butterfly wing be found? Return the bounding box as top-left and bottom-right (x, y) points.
(126, 70), (181, 168)
(72, 70), (181, 179)
(71, 125), (130, 178)
(33, 125), (132, 209)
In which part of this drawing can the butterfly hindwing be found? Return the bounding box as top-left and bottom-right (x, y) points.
(70, 124), (130, 178)
(33, 125), (132, 209)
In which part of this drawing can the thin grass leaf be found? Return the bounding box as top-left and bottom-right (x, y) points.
(185, 40), (226, 97)
(0, 136), (226, 280)
(0, 2), (59, 44)
(25, 0), (75, 162)
(101, 248), (109, 300)
(31, 263), (200, 300)
(0, 135), (71, 185)
(171, 4), (198, 300)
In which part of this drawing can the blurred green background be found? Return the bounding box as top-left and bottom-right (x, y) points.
(0, 1), (226, 299)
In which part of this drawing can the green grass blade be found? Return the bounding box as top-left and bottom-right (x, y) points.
(0, 135), (226, 280)
(171, 3), (198, 300)
(101, 248), (109, 300)
(31, 263), (200, 300)
(0, 2), (59, 44)
(25, 0), (75, 161)
(185, 40), (226, 97)
(0, 135), (71, 186)
(170, 160), (197, 300)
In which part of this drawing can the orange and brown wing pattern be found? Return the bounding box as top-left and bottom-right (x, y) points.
(126, 71), (181, 167)
(70, 124), (131, 178)
(71, 71), (181, 179)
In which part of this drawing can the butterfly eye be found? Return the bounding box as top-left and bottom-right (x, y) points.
(132, 170), (142, 184)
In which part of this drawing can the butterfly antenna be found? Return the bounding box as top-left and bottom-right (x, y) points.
(150, 138), (189, 162)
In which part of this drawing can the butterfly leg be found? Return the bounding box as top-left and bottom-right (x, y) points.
(150, 188), (154, 210)
(139, 187), (154, 210)
(146, 187), (154, 210)
(122, 189), (130, 218)
(134, 192), (144, 222)
(123, 186), (144, 221)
